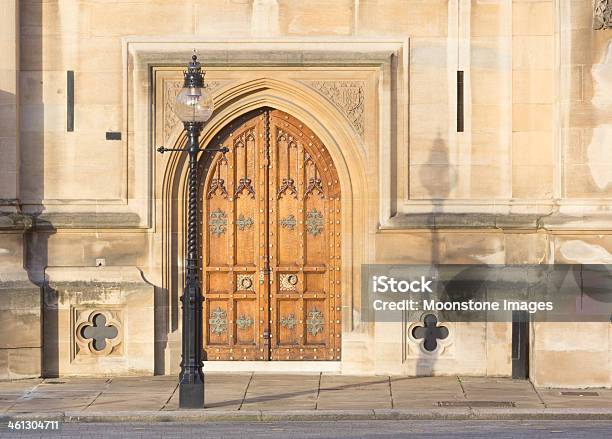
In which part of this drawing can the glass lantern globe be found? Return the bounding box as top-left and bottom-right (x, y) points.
(174, 85), (214, 123)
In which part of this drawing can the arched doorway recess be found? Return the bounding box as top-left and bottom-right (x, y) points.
(199, 108), (342, 361)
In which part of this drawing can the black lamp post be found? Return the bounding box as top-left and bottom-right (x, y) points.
(157, 52), (227, 408)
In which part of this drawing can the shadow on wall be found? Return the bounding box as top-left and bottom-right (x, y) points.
(19, 0), (58, 377)
(414, 132), (456, 376)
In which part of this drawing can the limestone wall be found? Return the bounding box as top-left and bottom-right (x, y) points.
(0, 1), (610, 386)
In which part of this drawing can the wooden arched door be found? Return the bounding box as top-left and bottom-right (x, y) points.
(199, 108), (341, 361)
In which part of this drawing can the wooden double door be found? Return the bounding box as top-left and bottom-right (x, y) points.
(199, 108), (341, 361)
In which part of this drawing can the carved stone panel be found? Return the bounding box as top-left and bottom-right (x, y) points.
(594, 0), (612, 29)
(163, 79), (233, 142)
(300, 80), (365, 137)
(74, 308), (123, 357)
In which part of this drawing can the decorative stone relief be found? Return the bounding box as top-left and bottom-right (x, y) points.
(300, 80), (365, 137)
(163, 79), (231, 142)
(594, 0), (612, 29)
(74, 309), (123, 357)
(280, 273), (298, 291)
(306, 309), (324, 335)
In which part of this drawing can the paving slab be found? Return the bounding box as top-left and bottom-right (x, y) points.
(391, 376), (465, 409)
(7, 397), (94, 413)
(242, 374), (318, 411)
(537, 388), (612, 408)
(86, 394), (171, 412)
(0, 375), (610, 418)
(318, 376), (391, 410)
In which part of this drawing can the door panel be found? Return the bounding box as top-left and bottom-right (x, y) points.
(200, 112), (266, 360)
(200, 108), (341, 361)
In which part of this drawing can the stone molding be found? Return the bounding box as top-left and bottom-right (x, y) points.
(384, 212), (612, 231)
(594, 0), (612, 29)
(0, 212), (32, 231)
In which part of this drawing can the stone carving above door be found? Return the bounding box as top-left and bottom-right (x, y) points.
(300, 80), (365, 138)
(594, 0), (612, 29)
(163, 79), (233, 142)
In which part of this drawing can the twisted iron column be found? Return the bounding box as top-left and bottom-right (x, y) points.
(179, 120), (205, 408)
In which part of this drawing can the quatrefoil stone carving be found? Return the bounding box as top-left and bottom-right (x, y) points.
(411, 314), (449, 353)
(75, 310), (123, 357)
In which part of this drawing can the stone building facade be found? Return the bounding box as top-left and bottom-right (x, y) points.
(0, 0), (611, 387)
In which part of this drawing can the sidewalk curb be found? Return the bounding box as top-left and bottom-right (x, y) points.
(2, 408), (612, 423)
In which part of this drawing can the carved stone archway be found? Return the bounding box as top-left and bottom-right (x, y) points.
(157, 77), (372, 373)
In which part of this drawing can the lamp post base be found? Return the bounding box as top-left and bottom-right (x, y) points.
(179, 381), (204, 409)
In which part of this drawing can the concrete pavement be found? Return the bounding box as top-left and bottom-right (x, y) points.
(0, 374), (611, 422)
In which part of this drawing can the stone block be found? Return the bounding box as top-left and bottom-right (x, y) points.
(512, 1), (554, 36)
(7, 348), (41, 380)
(505, 234), (548, 264)
(512, 131), (553, 165)
(74, 72), (121, 105)
(43, 266), (154, 377)
(512, 36), (554, 69)
(0, 257), (42, 379)
(86, 1), (194, 37)
(0, 309), (41, 349)
(512, 164), (553, 198)
(564, 164), (612, 198)
(485, 322), (512, 376)
(470, 165), (510, 199)
(471, 69), (506, 105)
(512, 104), (552, 131)
(358, 0), (447, 37)
(512, 69), (554, 104)
(194, 0), (250, 36)
(467, 132), (503, 166)
(471, 0), (504, 37)
(409, 66), (448, 105)
(472, 104), (503, 132)
(279, 0), (353, 35)
(532, 350), (610, 388)
(442, 233), (505, 264)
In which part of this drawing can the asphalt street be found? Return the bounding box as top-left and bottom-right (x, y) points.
(1, 420), (612, 438)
